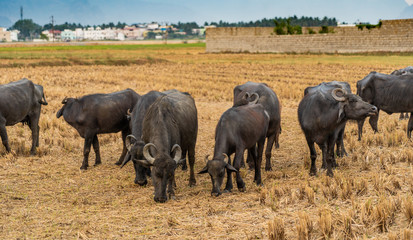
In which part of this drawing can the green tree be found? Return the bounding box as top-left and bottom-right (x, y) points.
(40, 33), (49, 41)
(10, 19), (42, 40)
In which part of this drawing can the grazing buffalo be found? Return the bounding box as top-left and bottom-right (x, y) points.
(391, 67), (413, 120)
(130, 90), (198, 203)
(56, 89), (140, 170)
(304, 81), (351, 158)
(0, 78), (47, 155)
(357, 68), (413, 139)
(298, 86), (377, 177)
(198, 102), (269, 196)
(357, 71), (413, 138)
(121, 90), (165, 186)
(233, 82), (281, 171)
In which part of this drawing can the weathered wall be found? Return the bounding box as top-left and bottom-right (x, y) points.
(206, 19), (413, 53)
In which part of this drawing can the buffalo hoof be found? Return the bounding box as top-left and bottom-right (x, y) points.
(114, 160), (122, 166)
(223, 189), (232, 193)
(181, 164), (188, 171)
(80, 165), (88, 170)
(326, 170), (334, 177)
(135, 179), (148, 186)
(211, 192), (221, 197)
(238, 186), (246, 192)
(309, 169), (317, 176)
(94, 161), (101, 166)
(265, 166), (272, 171)
(30, 150), (37, 156)
(189, 179), (196, 187)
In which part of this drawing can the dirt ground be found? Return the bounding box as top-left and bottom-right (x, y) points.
(1, 49), (413, 239)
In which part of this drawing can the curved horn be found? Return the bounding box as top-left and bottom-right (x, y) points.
(62, 97), (68, 104)
(332, 88), (347, 102)
(120, 152), (131, 168)
(204, 154), (211, 163)
(143, 143), (157, 165)
(125, 135), (136, 151)
(249, 93), (260, 104)
(222, 153), (229, 163)
(171, 144), (182, 163)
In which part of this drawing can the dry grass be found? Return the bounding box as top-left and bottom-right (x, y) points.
(1, 44), (413, 239)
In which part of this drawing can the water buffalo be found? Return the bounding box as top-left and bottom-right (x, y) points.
(0, 78), (47, 155)
(121, 90), (165, 186)
(357, 68), (413, 139)
(233, 82), (281, 171)
(298, 86), (378, 177)
(304, 81), (351, 158)
(357, 71), (413, 138)
(56, 89), (140, 170)
(130, 90), (198, 203)
(391, 67), (413, 120)
(198, 102), (269, 196)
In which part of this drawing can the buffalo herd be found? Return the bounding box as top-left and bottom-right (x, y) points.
(1, 66), (412, 202)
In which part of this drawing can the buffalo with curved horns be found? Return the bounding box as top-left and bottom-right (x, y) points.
(298, 86), (378, 177)
(233, 82), (281, 171)
(125, 90), (198, 203)
(199, 100), (269, 196)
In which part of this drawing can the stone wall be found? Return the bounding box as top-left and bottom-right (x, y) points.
(206, 19), (413, 53)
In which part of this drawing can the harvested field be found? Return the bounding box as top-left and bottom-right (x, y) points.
(1, 43), (413, 239)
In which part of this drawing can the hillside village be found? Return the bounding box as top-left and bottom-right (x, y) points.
(0, 23), (207, 42)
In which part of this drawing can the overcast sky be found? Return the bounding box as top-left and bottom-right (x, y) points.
(0, 0), (412, 27)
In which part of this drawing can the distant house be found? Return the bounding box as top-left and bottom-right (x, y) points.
(42, 29), (61, 41)
(0, 27), (11, 42)
(61, 29), (76, 41)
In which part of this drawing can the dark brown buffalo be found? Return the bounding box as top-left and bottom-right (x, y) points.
(233, 82), (281, 171)
(304, 81), (351, 158)
(121, 90), (165, 186)
(0, 78), (47, 155)
(198, 102), (269, 196)
(131, 90), (198, 203)
(357, 71), (413, 139)
(56, 89), (139, 170)
(298, 87), (377, 177)
(357, 67), (413, 139)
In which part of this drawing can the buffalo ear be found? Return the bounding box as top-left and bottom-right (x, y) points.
(136, 159), (153, 168)
(226, 164), (238, 172)
(125, 135), (137, 151)
(337, 102), (346, 123)
(198, 166), (208, 174)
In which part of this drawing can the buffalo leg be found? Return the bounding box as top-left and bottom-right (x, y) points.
(181, 149), (188, 171)
(400, 112), (405, 120)
(0, 120), (10, 153)
(357, 118), (365, 141)
(224, 155), (234, 193)
(246, 146), (255, 170)
(233, 148), (246, 192)
(306, 137), (317, 176)
(319, 143), (327, 169)
(92, 135), (101, 166)
(335, 126), (347, 159)
(29, 115), (40, 155)
(407, 113), (413, 139)
(254, 138), (265, 186)
(326, 137), (336, 177)
(115, 129), (129, 165)
(265, 133), (277, 171)
(188, 145), (196, 187)
(81, 134), (93, 170)
(369, 110), (379, 133)
(406, 113), (410, 119)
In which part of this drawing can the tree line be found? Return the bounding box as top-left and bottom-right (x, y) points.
(9, 15), (338, 40)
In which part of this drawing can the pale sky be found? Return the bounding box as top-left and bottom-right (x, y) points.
(0, 0), (412, 27)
